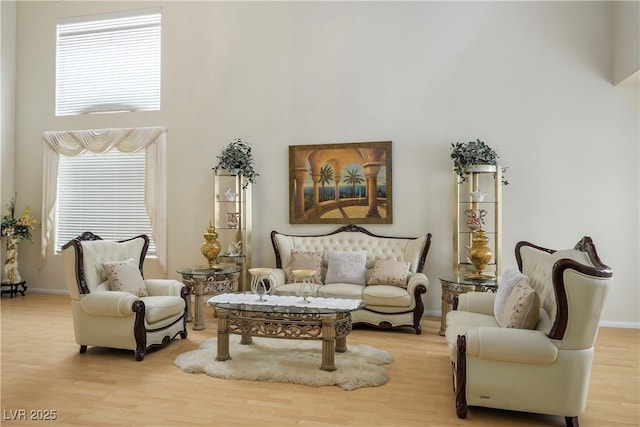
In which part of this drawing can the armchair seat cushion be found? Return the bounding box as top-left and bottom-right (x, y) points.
(141, 296), (186, 324)
(362, 284), (413, 307)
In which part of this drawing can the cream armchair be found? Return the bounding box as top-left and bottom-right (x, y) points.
(445, 237), (613, 427)
(62, 232), (188, 361)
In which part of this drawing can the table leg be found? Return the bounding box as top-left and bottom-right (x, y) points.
(335, 312), (347, 353)
(216, 308), (231, 361)
(320, 314), (337, 371)
(179, 274), (194, 322)
(440, 296), (448, 336)
(193, 277), (205, 330)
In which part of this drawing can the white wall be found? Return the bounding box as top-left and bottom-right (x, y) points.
(12, 1), (639, 326)
(613, 0), (640, 85)
(1, 0), (16, 218)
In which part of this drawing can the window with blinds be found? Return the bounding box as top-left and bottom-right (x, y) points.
(55, 150), (156, 254)
(56, 9), (161, 116)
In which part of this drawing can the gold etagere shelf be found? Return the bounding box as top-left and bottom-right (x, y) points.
(453, 165), (502, 278)
(213, 170), (252, 291)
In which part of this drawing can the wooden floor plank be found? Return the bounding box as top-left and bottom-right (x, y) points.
(1, 294), (638, 426)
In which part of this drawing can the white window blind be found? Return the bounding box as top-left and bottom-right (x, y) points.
(56, 9), (161, 116)
(55, 150), (155, 254)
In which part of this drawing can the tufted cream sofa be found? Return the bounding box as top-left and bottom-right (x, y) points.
(445, 237), (613, 426)
(269, 224), (432, 334)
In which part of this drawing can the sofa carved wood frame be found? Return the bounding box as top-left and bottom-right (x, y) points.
(453, 236), (613, 427)
(270, 224), (433, 334)
(62, 232), (189, 361)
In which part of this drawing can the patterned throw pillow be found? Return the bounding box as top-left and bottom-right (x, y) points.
(367, 257), (410, 287)
(103, 258), (148, 297)
(324, 251), (367, 285)
(287, 250), (323, 283)
(494, 268), (528, 320)
(498, 281), (540, 329)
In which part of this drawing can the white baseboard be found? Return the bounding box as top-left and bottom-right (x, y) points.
(25, 288), (69, 295)
(17, 291), (640, 330)
(600, 320), (640, 329)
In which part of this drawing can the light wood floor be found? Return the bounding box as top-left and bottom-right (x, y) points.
(1, 294), (638, 427)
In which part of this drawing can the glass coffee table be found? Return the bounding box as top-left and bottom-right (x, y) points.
(208, 293), (365, 371)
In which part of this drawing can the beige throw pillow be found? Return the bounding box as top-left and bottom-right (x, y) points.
(103, 258), (148, 297)
(494, 268), (529, 320)
(367, 257), (410, 287)
(287, 250), (323, 283)
(498, 281), (540, 329)
(324, 251), (367, 285)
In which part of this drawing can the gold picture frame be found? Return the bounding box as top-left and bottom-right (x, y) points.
(289, 141), (392, 224)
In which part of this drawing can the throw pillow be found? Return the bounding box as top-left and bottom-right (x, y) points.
(498, 281), (540, 329)
(494, 268), (528, 320)
(287, 250), (323, 283)
(324, 251), (367, 285)
(103, 258), (148, 297)
(367, 257), (410, 287)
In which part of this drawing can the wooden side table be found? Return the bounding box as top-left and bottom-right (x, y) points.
(1, 281), (27, 298)
(439, 275), (497, 336)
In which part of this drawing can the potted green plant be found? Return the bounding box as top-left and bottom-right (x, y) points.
(450, 139), (508, 185)
(213, 138), (259, 188)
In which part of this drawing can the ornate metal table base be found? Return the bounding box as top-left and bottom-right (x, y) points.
(177, 269), (238, 331)
(439, 275), (497, 336)
(214, 308), (353, 371)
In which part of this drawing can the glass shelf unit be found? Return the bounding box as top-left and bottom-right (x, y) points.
(213, 170), (252, 291)
(453, 165), (502, 277)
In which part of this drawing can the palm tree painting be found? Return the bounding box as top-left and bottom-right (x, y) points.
(343, 168), (364, 198)
(319, 164), (334, 202)
(289, 141), (392, 224)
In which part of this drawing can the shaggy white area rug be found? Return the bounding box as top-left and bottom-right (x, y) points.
(174, 337), (392, 390)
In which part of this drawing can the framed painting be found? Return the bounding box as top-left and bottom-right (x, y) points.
(289, 141), (392, 224)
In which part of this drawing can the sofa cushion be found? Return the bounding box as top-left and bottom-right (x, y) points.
(324, 251), (367, 285)
(367, 257), (410, 287)
(286, 250), (323, 283)
(494, 268), (528, 320)
(317, 283), (364, 299)
(103, 258), (148, 297)
(498, 281), (540, 329)
(362, 284), (412, 307)
(273, 282), (323, 297)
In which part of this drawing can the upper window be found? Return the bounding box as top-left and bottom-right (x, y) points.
(56, 9), (161, 116)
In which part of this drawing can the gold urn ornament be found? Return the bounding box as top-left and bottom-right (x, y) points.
(200, 222), (221, 268)
(467, 230), (493, 278)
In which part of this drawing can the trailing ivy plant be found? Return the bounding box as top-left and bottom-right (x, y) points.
(450, 139), (508, 185)
(213, 138), (259, 188)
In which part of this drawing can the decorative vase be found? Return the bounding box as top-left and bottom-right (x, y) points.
(226, 212), (240, 229)
(467, 230), (492, 277)
(249, 268), (272, 301)
(464, 208), (487, 231)
(470, 188), (486, 202)
(200, 222), (221, 269)
(3, 237), (22, 284)
(223, 188), (238, 201)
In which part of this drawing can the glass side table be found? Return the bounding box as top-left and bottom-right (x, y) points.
(176, 264), (241, 330)
(439, 274), (497, 336)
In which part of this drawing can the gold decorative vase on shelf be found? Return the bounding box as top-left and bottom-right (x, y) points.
(467, 230), (493, 278)
(200, 222), (221, 269)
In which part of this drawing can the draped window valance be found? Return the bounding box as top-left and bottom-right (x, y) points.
(41, 127), (167, 273)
